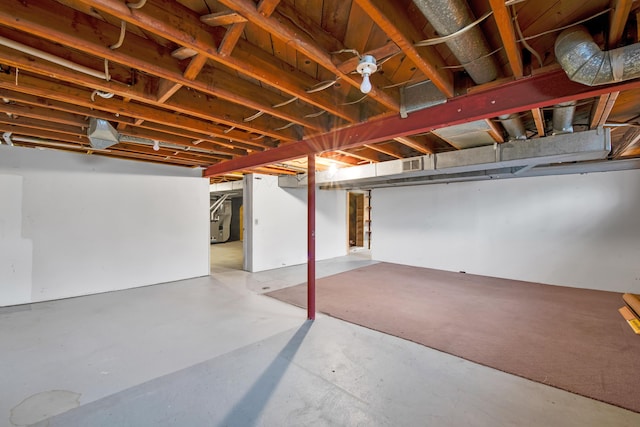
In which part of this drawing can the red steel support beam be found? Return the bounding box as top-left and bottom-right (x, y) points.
(307, 154), (316, 320)
(205, 69), (640, 176)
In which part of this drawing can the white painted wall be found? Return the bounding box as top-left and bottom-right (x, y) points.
(0, 146), (210, 306)
(244, 174), (347, 272)
(372, 169), (640, 293)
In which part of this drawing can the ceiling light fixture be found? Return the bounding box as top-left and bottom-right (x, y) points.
(356, 55), (377, 94)
(153, 140), (160, 151)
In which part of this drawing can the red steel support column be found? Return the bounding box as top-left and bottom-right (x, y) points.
(307, 154), (316, 320)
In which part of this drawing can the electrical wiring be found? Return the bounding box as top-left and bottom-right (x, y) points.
(306, 78), (339, 93)
(274, 122), (296, 131)
(243, 111), (265, 122)
(110, 21), (127, 50)
(272, 97), (298, 108)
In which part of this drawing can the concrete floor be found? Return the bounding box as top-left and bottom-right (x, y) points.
(1, 242), (639, 426)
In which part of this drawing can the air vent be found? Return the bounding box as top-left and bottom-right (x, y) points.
(88, 118), (119, 149)
(402, 158), (422, 172)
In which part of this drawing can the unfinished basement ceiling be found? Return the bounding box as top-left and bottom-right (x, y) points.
(0, 0), (639, 182)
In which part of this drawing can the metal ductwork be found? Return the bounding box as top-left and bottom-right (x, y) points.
(413, 0), (498, 84)
(552, 101), (576, 134)
(498, 114), (527, 140)
(412, 0), (526, 140)
(88, 118), (119, 149)
(555, 25), (640, 86)
(281, 128), (611, 189)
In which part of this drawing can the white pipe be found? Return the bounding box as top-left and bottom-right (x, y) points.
(0, 35), (108, 80)
(9, 135), (113, 152)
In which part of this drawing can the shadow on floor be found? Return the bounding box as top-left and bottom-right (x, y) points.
(217, 320), (313, 426)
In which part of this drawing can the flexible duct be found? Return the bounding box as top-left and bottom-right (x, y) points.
(552, 101), (576, 134)
(498, 114), (527, 140)
(555, 25), (640, 86)
(413, 0), (525, 139)
(413, 0), (498, 84)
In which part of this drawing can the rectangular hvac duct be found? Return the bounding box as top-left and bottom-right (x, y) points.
(434, 127), (611, 174)
(435, 145), (499, 172)
(88, 118), (119, 149)
(304, 128), (611, 189)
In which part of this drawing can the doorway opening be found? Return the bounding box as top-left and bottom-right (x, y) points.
(210, 192), (244, 271)
(348, 191), (370, 251)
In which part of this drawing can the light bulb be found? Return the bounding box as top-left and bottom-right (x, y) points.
(360, 72), (372, 94)
(153, 140), (160, 151)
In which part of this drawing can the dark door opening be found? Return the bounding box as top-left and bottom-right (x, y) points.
(348, 192), (365, 248)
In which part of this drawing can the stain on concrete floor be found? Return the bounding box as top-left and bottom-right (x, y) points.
(10, 390), (80, 426)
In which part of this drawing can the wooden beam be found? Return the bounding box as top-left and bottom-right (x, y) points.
(609, 0), (633, 47)
(0, 102), (88, 127)
(0, 88), (260, 154)
(249, 165), (298, 175)
(0, 107), (231, 160)
(8, 136), (201, 166)
(217, 0), (401, 112)
(200, 11), (247, 26)
(489, 0), (523, 78)
(0, 72), (264, 148)
(612, 127), (640, 158)
(156, 79), (184, 104)
(171, 46), (198, 60)
(0, 0), (328, 131)
(218, 23), (246, 56)
(354, 0), (454, 97)
(257, 0), (281, 18)
(318, 152), (361, 166)
(183, 54), (209, 80)
(393, 136), (433, 154)
(531, 108), (546, 137)
(72, 0), (361, 123)
(274, 1), (344, 55)
(204, 68), (640, 176)
(107, 142), (227, 162)
(199, 11), (247, 56)
(157, 54), (209, 103)
(0, 123), (89, 146)
(590, 92), (619, 128)
(336, 149), (379, 163)
(246, 0), (399, 106)
(364, 143), (403, 159)
(0, 115), (83, 137)
(485, 119), (505, 143)
(0, 42), (299, 142)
